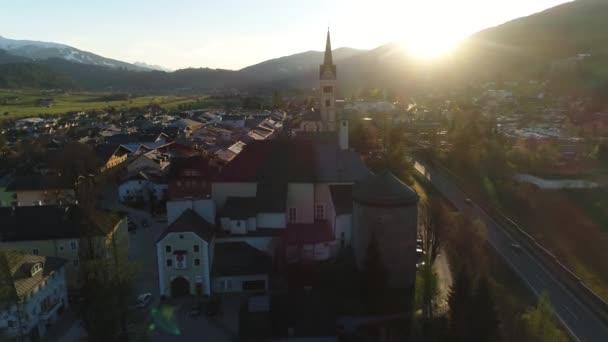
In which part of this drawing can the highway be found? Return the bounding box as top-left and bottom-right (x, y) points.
(414, 160), (608, 342)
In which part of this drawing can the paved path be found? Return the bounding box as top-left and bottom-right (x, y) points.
(415, 161), (608, 342)
(433, 250), (452, 313)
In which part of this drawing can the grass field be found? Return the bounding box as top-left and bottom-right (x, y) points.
(0, 89), (203, 119)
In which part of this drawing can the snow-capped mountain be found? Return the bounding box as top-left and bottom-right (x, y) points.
(0, 35), (149, 71)
(134, 61), (172, 72)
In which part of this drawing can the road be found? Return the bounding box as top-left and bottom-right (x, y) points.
(415, 161), (608, 342)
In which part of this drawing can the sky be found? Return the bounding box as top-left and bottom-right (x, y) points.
(1, 0), (572, 71)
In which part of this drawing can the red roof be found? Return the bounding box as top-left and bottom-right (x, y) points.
(284, 221), (334, 245)
(214, 141), (275, 182)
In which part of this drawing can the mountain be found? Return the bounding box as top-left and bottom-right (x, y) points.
(239, 47), (365, 82)
(451, 0), (608, 81)
(0, 36), (148, 71)
(2, 0), (608, 95)
(134, 61), (172, 72)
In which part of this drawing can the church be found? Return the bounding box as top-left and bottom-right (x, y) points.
(296, 30), (341, 135)
(156, 31), (419, 302)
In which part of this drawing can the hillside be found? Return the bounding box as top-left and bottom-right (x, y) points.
(1, 0), (607, 95)
(0, 36), (151, 71)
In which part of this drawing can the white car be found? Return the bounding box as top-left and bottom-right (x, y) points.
(135, 293), (152, 308)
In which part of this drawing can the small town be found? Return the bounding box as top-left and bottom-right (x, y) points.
(1, 1), (608, 342)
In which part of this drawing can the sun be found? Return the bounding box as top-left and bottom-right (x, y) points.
(400, 31), (460, 59)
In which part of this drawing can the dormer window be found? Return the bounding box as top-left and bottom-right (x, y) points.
(30, 263), (43, 276)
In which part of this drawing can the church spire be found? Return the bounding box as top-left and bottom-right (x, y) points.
(323, 28), (333, 66)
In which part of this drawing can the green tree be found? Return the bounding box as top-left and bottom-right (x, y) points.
(448, 267), (473, 342)
(470, 276), (500, 342)
(521, 293), (568, 342)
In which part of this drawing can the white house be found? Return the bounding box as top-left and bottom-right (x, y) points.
(118, 171), (168, 203)
(0, 252), (68, 340)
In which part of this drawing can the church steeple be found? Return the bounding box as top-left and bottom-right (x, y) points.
(319, 29), (337, 80)
(323, 29), (333, 66)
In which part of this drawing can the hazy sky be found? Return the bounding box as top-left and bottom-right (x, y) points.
(1, 0), (571, 70)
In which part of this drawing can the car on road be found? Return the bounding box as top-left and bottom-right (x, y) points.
(135, 293), (152, 308)
(510, 243), (522, 251)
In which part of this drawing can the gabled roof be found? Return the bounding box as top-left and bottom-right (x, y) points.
(220, 197), (257, 219)
(0, 206), (121, 242)
(2, 251), (67, 299)
(6, 175), (72, 191)
(215, 140), (316, 183)
(212, 242), (272, 277)
(329, 184), (353, 215)
(156, 209), (215, 243)
(353, 171), (418, 207)
(284, 221), (333, 245)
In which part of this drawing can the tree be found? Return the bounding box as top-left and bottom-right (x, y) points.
(470, 276), (500, 342)
(521, 293), (568, 342)
(420, 197), (443, 319)
(448, 267), (473, 342)
(76, 176), (134, 342)
(272, 90), (284, 109)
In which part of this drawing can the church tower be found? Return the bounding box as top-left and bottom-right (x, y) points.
(319, 29), (337, 132)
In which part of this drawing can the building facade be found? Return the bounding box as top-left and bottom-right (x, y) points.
(0, 252), (68, 341)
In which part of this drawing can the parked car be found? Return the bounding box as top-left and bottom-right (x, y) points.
(464, 198), (473, 205)
(136, 293), (152, 308)
(189, 302), (203, 317)
(141, 219), (150, 228)
(206, 298), (220, 316)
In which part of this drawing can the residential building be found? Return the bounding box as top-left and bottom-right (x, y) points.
(6, 175), (75, 207)
(94, 145), (131, 172)
(0, 251), (68, 341)
(0, 206), (127, 288)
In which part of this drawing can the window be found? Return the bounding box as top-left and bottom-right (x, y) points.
(70, 241), (77, 250)
(223, 279), (233, 291)
(194, 258), (200, 266)
(166, 245), (172, 253)
(314, 204), (325, 220)
(193, 245), (199, 252)
(73, 260), (79, 267)
(342, 121), (347, 127)
(32, 248), (39, 255)
(59, 246), (64, 251)
(325, 99), (331, 107)
(179, 234), (184, 239)
(323, 86), (333, 93)
(8, 320), (14, 328)
(166, 259), (173, 267)
(288, 208), (297, 223)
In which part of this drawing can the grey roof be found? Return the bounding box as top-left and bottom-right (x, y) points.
(212, 242), (272, 277)
(220, 197), (257, 219)
(6, 175), (72, 191)
(157, 209), (215, 242)
(2, 251), (67, 299)
(256, 183), (287, 213)
(314, 142), (371, 183)
(0, 206), (120, 242)
(352, 171), (419, 207)
(329, 184), (353, 215)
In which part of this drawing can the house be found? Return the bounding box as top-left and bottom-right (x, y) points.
(118, 170), (168, 203)
(167, 155), (217, 201)
(94, 145), (131, 172)
(297, 109), (324, 133)
(126, 150), (170, 175)
(0, 251), (68, 340)
(0, 206), (127, 288)
(156, 208), (273, 297)
(156, 209), (216, 297)
(6, 175), (75, 207)
(171, 118), (205, 136)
